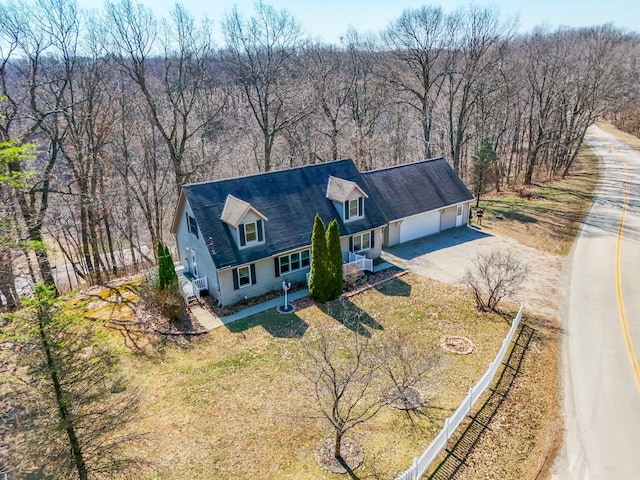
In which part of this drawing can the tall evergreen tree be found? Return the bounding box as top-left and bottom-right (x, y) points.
(157, 242), (177, 289)
(326, 219), (344, 300)
(309, 214), (331, 302)
(472, 138), (497, 207)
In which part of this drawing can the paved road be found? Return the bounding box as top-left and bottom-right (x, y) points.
(555, 126), (640, 479)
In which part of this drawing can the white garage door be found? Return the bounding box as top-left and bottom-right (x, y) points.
(399, 211), (441, 243)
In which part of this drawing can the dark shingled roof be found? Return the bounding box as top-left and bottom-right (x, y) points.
(182, 159), (387, 270)
(362, 157), (473, 221)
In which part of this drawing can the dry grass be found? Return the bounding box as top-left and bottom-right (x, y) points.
(476, 147), (600, 256)
(597, 121), (640, 152)
(117, 274), (512, 480)
(434, 311), (562, 480)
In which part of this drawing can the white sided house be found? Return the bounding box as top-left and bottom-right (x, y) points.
(171, 157), (473, 306)
(170, 159), (387, 306)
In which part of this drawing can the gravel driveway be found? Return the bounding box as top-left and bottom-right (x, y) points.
(381, 225), (564, 319)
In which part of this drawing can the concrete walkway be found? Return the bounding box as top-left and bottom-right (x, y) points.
(192, 262), (395, 331)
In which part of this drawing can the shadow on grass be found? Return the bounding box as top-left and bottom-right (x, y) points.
(226, 311), (309, 338)
(324, 300), (384, 338)
(375, 277), (412, 297)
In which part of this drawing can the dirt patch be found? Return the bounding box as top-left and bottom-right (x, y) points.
(314, 437), (365, 474)
(441, 335), (476, 355)
(382, 385), (425, 410)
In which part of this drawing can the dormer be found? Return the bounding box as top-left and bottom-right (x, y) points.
(221, 194), (268, 248)
(326, 176), (368, 222)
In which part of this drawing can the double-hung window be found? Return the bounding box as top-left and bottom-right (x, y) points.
(351, 232), (371, 252)
(186, 213), (198, 238)
(276, 249), (311, 277)
(344, 197), (363, 221)
(239, 220), (264, 247)
(233, 264), (256, 290)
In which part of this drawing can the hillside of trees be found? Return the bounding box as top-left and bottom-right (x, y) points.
(1, 0), (638, 302)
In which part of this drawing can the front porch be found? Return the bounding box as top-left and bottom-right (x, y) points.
(175, 263), (208, 304)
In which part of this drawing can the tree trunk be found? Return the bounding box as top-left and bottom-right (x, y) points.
(38, 317), (89, 480)
(334, 431), (343, 459)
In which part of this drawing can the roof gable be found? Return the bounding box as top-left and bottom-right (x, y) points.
(362, 157), (473, 222)
(326, 176), (368, 203)
(220, 194), (268, 228)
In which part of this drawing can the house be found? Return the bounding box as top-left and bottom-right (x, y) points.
(170, 159), (387, 306)
(362, 158), (474, 246)
(170, 157), (473, 306)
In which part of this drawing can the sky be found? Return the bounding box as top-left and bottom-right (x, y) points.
(77, 0), (640, 44)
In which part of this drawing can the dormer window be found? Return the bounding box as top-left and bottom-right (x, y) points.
(345, 197), (363, 221)
(221, 194), (268, 249)
(326, 176), (368, 223)
(239, 219), (264, 247)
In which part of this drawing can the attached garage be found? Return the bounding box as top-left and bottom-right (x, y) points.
(399, 210), (441, 243)
(363, 157), (474, 248)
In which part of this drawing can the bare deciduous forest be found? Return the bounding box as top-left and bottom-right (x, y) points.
(0, 0), (638, 302)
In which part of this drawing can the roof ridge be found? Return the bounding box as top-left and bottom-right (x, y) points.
(183, 158), (355, 188)
(363, 157), (446, 174)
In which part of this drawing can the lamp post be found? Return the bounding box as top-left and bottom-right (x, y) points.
(282, 281), (292, 310)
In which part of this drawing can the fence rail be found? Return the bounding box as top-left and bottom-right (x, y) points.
(345, 252), (374, 273)
(395, 303), (524, 480)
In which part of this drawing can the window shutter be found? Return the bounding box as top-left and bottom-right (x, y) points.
(257, 220), (263, 242)
(250, 264), (257, 285)
(232, 268), (239, 290)
(349, 236), (353, 252)
(274, 257), (280, 277)
(370, 230), (375, 248)
(239, 224), (246, 246)
(186, 213), (190, 233)
(358, 197), (363, 216)
(344, 201), (350, 220)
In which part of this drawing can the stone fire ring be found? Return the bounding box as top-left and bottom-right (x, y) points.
(440, 336), (475, 355)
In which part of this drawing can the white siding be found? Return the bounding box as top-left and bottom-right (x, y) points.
(174, 201), (221, 302)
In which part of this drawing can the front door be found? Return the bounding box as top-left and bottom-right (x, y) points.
(191, 250), (198, 277)
(456, 204), (464, 227)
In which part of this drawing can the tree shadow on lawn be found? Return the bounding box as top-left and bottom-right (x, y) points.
(323, 300), (384, 338)
(226, 312), (309, 338)
(375, 278), (412, 297)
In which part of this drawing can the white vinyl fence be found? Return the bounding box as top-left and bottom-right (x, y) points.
(395, 303), (524, 480)
(344, 251), (374, 273)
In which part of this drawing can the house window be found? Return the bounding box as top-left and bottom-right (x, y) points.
(233, 264), (256, 290)
(186, 213), (198, 238)
(351, 232), (371, 252)
(245, 222), (257, 243)
(344, 197), (363, 221)
(276, 249), (311, 277)
(457, 205), (463, 216)
(238, 266), (251, 287)
(239, 220), (264, 247)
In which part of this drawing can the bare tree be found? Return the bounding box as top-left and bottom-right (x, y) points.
(376, 331), (438, 413)
(299, 318), (385, 467)
(383, 6), (454, 160)
(464, 250), (527, 311)
(222, 1), (310, 172)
